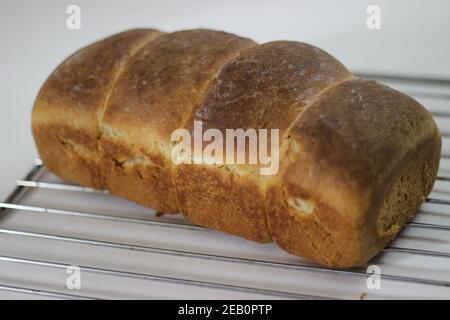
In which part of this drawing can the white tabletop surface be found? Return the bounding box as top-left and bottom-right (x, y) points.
(1, 0), (450, 200)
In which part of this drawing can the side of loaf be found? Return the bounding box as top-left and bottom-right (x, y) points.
(32, 28), (441, 268)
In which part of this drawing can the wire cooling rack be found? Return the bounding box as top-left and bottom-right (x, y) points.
(0, 73), (449, 299)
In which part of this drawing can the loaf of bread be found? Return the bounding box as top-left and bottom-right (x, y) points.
(32, 28), (441, 268)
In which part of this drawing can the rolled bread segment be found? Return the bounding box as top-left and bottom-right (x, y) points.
(99, 29), (256, 212)
(174, 41), (351, 242)
(32, 29), (162, 188)
(267, 78), (441, 267)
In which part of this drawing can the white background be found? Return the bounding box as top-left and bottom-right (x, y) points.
(1, 0), (450, 200)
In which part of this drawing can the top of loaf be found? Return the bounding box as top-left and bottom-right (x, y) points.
(32, 28), (440, 186)
(191, 40), (351, 170)
(101, 29), (256, 153)
(195, 41), (350, 136)
(32, 29), (161, 136)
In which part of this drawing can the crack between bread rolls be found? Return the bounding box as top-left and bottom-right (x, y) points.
(169, 41), (259, 212)
(95, 32), (164, 186)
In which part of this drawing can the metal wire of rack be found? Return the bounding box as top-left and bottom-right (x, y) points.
(0, 73), (449, 299)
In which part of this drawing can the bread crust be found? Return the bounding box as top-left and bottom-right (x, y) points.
(267, 79), (441, 267)
(32, 29), (442, 267)
(99, 29), (256, 212)
(174, 41), (350, 242)
(32, 29), (162, 188)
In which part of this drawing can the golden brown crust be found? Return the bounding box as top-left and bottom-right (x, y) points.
(32, 29), (442, 268)
(99, 29), (256, 212)
(32, 29), (162, 188)
(174, 41), (351, 242)
(267, 79), (441, 267)
(101, 29), (256, 143)
(195, 41), (350, 135)
(175, 164), (269, 242)
(288, 79), (439, 219)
